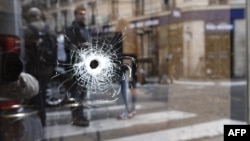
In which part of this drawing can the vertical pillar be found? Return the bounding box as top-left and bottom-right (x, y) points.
(246, 0), (250, 124)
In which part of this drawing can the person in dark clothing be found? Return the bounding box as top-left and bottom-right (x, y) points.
(0, 52), (39, 99)
(64, 5), (91, 127)
(24, 7), (56, 127)
(0, 52), (43, 141)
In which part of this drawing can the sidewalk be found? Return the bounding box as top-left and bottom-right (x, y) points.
(174, 79), (246, 86)
(194, 136), (223, 141)
(106, 119), (244, 141)
(145, 76), (246, 86)
(43, 81), (245, 141)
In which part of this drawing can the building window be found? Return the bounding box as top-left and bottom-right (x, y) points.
(163, 0), (169, 11)
(60, 0), (68, 3)
(88, 2), (96, 25)
(219, 0), (228, 4)
(60, 0), (69, 6)
(134, 0), (144, 16)
(111, 0), (119, 20)
(162, 0), (176, 11)
(209, 0), (228, 5)
(61, 10), (67, 29)
(51, 0), (57, 5)
(52, 13), (58, 33)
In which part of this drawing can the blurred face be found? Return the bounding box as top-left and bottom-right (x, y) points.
(75, 11), (86, 24)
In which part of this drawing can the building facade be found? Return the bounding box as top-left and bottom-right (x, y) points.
(22, 0), (247, 83)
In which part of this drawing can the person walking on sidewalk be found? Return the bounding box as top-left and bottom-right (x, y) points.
(117, 65), (137, 120)
(64, 5), (91, 127)
(114, 18), (138, 120)
(24, 7), (57, 127)
(166, 54), (175, 84)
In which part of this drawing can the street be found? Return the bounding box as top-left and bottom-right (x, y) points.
(41, 79), (247, 141)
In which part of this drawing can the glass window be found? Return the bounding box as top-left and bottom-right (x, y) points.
(1, 0), (248, 141)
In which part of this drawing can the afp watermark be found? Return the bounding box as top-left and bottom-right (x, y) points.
(224, 125), (250, 140)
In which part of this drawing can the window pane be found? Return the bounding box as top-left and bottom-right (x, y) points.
(0, 0), (247, 141)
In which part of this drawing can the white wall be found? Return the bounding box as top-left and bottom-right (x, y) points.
(183, 21), (205, 77)
(234, 19), (246, 77)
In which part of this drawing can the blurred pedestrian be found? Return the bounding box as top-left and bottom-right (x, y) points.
(129, 61), (137, 115)
(114, 18), (138, 120)
(0, 52), (39, 99)
(0, 52), (44, 141)
(166, 54), (175, 84)
(117, 64), (137, 120)
(24, 7), (57, 127)
(64, 5), (91, 127)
